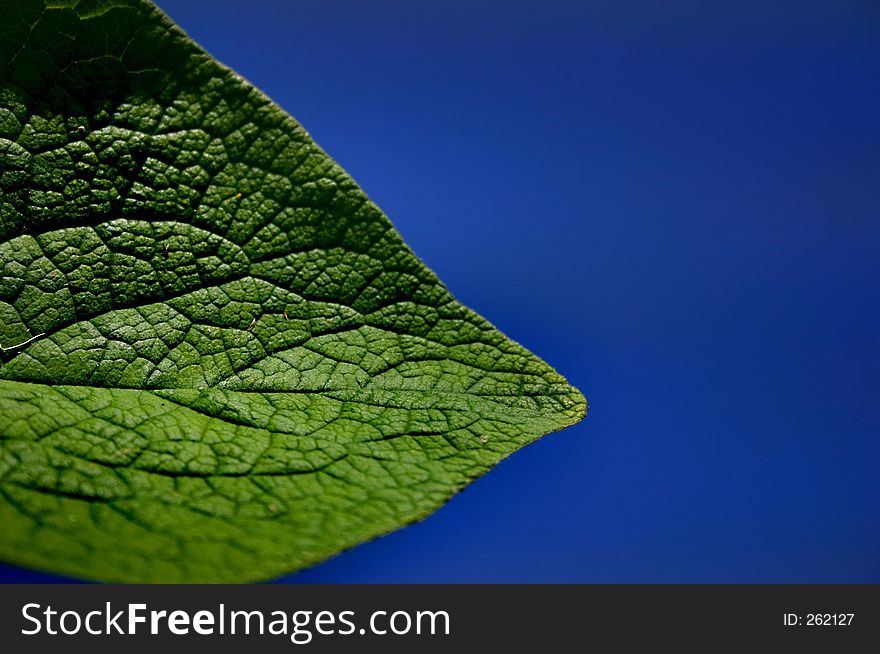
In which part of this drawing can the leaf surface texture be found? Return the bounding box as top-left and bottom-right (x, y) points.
(0, 0), (586, 582)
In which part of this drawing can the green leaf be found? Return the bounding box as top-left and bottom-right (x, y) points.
(0, 0), (586, 582)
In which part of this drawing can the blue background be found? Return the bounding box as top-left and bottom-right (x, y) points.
(2, 0), (878, 583)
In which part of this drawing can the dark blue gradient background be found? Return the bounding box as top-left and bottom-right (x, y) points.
(2, 0), (878, 583)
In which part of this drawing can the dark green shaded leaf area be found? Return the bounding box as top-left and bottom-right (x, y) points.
(0, 0), (585, 582)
